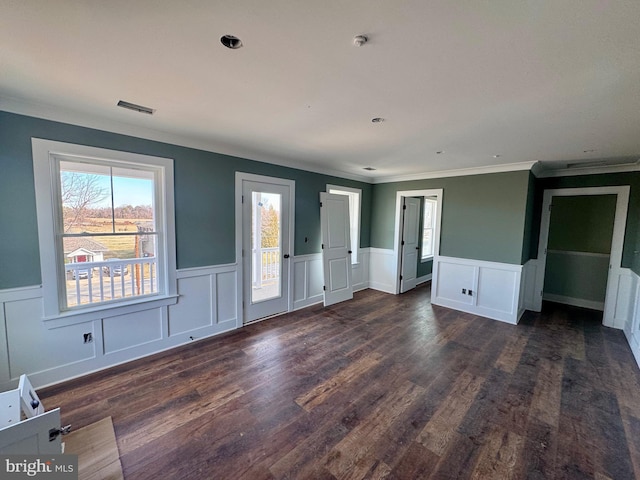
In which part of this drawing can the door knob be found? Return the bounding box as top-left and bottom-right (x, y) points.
(284, 254), (290, 259)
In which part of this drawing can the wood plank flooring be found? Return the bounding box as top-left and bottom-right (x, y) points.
(40, 284), (640, 479)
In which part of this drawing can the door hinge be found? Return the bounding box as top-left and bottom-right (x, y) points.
(242, 195), (244, 203)
(320, 201), (323, 207)
(403, 204), (407, 210)
(323, 285), (326, 291)
(400, 275), (403, 280)
(321, 244), (324, 249)
(401, 240), (405, 246)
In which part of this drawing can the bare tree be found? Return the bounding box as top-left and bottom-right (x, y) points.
(61, 172), (108, 231)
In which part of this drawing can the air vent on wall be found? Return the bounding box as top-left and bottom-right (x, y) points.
(117, 100), (155, 115)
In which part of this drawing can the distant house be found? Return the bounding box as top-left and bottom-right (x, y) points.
(63, 237), (108, 264)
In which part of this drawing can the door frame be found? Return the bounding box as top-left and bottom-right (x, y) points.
(533, 185), (629, 327)
(235, 172), (295, 325)
(393, 189), (443, 294)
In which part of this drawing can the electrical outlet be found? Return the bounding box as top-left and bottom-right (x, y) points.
(83, 333), (93, 344)
(468, 290), (473, 296)
(462, 288), (467, 294)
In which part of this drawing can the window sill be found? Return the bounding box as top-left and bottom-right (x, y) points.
(421, 256), (434, 263)
(43, 294), (179, 329)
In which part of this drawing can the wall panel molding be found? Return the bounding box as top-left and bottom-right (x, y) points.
(432, 256), (523, 324)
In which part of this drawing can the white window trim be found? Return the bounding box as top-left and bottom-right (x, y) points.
(327, 184), (361, 264)
(32, 139), (177, 323)
(421, 197), (437, 262)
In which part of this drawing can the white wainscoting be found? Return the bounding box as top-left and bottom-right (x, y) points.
(521, 260), (538, 312)
(0, 264), (240, 390)
(432, 256), (524, 325)
(368, 248), (396, 294)
(624, 271), (640, 368)
(292, 254), (324, 310)
(292, 249), (370, 310)
(610, 269), (635, 330)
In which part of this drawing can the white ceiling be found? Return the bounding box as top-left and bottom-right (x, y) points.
(1, 1), (639, 182)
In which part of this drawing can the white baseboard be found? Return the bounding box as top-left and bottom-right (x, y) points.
(417, 274), (432, 285)
(543, 293), (604, 311)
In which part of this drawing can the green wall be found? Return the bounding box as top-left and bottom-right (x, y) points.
(0, 111), (371, 289)
(371, 170), (531, 265)
(529, 173), (640, 274)
(544, 253), (610, 303)
(543, 195), (616, 304)
(547, 195), (616, 253)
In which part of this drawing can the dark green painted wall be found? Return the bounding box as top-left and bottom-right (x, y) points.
(528, 173), (640, 274)
(544, 253), (609, 303)
(547, 195), (616, 253)
(543, 195), (616, 304)
(0, 111), (371, 289)
(371, 171), (531, 265)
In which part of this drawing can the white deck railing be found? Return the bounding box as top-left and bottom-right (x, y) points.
(252, 247), (280, 288)
(64, 258), (158, 307)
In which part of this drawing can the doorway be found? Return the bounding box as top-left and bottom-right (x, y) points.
(393, 189), (443, 295)
(236, 173), (294, 324)
(533, 186), (630, 327)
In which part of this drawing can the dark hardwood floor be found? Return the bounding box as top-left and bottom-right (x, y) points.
(40, 284), (640, 479)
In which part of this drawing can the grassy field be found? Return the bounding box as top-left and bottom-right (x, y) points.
(70, 218), (153, 259)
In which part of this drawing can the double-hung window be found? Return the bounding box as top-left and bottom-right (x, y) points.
(32, 139), (177, 319)
(421, 198), (437, 261)
(327, 185), (361, 264)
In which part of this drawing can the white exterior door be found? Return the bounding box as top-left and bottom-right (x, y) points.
(400, 197), (421, 293)
(242, 179), (292, 323)
(320, 192), (353, 306)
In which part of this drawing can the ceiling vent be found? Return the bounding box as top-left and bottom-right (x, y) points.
(566, 158), (640, 169)
(117, 100), (155, 115)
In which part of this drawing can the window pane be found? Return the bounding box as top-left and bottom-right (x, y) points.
(112, 169), (155, 228)
(422, 229), (433, 257)
(59, 161), (111, 234)
(251, 192), (282, 303)
(422, 199), (437, 259)
(63, 234), (159, 309)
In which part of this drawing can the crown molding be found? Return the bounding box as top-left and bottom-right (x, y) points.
(371, 161), (537, 184)
(0, 96), (372, 183)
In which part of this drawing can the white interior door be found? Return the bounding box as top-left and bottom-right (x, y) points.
(242, 179), (292, 323)
(320, 192), (353, 306)
(400, 197), (421, 293)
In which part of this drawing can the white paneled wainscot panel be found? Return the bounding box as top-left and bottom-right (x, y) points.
(293, 254), (324, 310)
(625, 272), (640, 368)
(368, 248), (396, 294)
(432, 256), (524, 324)
(292, 249), (369, 310)
(0, 264), (240, 390)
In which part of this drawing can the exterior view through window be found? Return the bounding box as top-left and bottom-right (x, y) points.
(422, 197), (437, 260)
(251, 191), (282, 303)
(59, 160), (159, 309)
